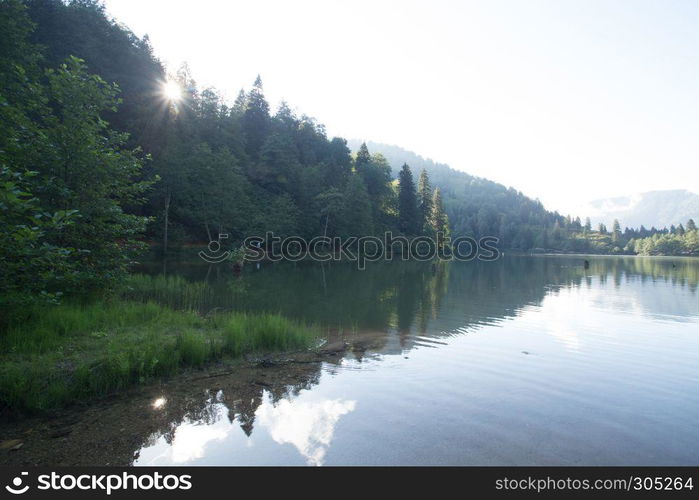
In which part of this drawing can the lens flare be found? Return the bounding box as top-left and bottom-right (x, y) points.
(162, 80), (181, 101)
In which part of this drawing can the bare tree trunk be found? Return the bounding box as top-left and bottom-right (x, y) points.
(163, 192), (171, 255)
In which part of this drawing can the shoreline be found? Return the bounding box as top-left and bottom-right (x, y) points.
(0, 337), (369, 466)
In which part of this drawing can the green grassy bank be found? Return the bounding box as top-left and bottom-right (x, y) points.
(0, 287), (318, 414)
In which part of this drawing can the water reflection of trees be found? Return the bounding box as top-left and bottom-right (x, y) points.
(138, 256), (698, 334)
(93, 256), (699, 464)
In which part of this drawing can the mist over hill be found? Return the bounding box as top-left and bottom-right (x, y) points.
(580, 190), (699, 230)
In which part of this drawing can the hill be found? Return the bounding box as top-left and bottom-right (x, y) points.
(582, 190), (699, 230)
(347, 140), (566, 247)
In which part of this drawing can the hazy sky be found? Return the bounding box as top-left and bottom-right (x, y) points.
(102, 0), (699, 216)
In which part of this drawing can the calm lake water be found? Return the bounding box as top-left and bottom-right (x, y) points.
(123, 255), (699, 466)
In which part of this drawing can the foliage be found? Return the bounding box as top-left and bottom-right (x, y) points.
(626, 227), (699, 256)
(0, 1), (152, 305)
(0, 168), (74, 308)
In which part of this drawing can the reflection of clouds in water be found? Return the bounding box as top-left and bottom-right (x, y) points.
(530, 290), (585, 352)
(170, 412), (231, 463)
(547, 322), (582, 352)
(141, 402), (232, 464)
(590, 278), (699, 322)
(257, 394), (356, 466)
(136, 392), (355, 466)
(536, 277), (695, 352)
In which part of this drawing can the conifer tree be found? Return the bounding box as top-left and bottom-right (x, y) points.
(242, 75), (270, 158)
(231, 89), (246, 115)
(430, 188), (449, 241)
(612, 219), (622, 243)
(417, 169), (433, 235)
(355, 142), (371, 170)
(398, 164), (419, 235)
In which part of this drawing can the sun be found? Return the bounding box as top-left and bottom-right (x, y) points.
(162, 80), (182, 101)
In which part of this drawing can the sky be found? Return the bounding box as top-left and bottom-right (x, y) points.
(102, 0), (699, 216)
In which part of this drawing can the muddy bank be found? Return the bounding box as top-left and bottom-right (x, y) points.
(0, 334), (385, 466)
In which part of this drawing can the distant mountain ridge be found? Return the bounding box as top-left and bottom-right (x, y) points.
(583, 190), (699, 229)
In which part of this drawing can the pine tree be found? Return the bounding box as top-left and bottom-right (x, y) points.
(231, 89), (246, 115)
(584, 217), (592, 233)
(398, 163), (419, 235)
(612, 219), (622, 243)
(417, 169), (433, 235)
(687, 219), (697, 231)
(242, 75), (270, 158)
(430, 188), (449, 244)
(355, 142), (371, 170)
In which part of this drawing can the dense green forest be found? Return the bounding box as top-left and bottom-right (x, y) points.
(2, 0), (698, 310)
(1, 0), (451, 306)
(18, 0), (452, 248)
(626, 219), (699, 255)
(348, 140), (568, 249)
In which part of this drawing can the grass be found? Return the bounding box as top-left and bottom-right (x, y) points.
(0, 299), (318, 414)
(121, 274), (225, 311)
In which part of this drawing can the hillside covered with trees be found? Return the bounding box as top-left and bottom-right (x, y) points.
(2, 0), (454, 307)
(348, 141), (699, 257)
(2, 0), (697, 310)
(347, 140), (572, 249)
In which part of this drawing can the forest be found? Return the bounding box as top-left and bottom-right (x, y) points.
(1, 0), (454, 308)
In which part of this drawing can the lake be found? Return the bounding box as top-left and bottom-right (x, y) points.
(10, 255), (699, 465)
